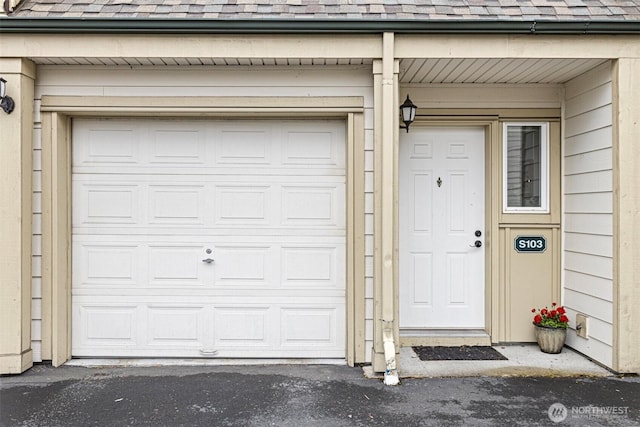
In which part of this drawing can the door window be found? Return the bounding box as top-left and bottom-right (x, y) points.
(503, 122), (549, 213)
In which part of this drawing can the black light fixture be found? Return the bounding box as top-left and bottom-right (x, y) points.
(399, 95), (417, 133)
(1, 78), (15, 114)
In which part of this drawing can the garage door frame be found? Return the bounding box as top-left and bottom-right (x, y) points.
(40, 95), (366, 367)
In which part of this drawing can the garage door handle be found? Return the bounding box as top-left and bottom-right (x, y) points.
(202, 258), (214, 264)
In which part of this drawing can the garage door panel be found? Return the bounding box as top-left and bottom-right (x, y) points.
(74, 304), (209, 352)
(73, 300), (345, 357)
(75, 304), (139, 347)
(146, 306), (206, 346)
(74, 183), (141, 226)
(148, 246), (208, 285)
(74, 243), (140, 288)
(74, 241), (211, 290)
(74, 175), (345, 183)
(74, 238), (344, 291)
(149, 126), (207, 165)
(281, 308), (339, 346)
(281, 246), (343, 288)
(72, 118), (346, 359)
(73, 288), (346, 300)
(73, 120), (344, 175)
(213, 307), (270, 346)
(215, 185), (271, 225)
(73, 121), (142, 166)
(216, 127), (271, 165)
(74, 178), (344, 231)
(73, 227), (346, 237)
(214, 246), (271, 284)
(283, 128), (343, 167)
(281, 184), (345, 227)
(73, 234), (344, 244)
(149, 185), (206, 225)
(73, 166), (346, 177)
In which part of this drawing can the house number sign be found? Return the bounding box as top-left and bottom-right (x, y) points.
(514, 236), (546, 253)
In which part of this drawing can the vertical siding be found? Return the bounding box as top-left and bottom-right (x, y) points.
(364, 126), (375, 363)
(32, 65), (376, 362)
(31, 101), (43, 363)
(563, 62), (614, 367)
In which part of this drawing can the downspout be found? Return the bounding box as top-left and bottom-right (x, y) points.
(381, 32), (399, 386)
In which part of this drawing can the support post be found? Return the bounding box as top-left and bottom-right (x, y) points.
(612, 58), (640, 374)
(0, 58), (35, 374)
(372, 33), (400, 382)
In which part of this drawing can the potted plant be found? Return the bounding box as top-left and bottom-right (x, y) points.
(531, 302), (569, 354)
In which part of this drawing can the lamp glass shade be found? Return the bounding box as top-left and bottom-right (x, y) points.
(0, 78), (6, 98)
(401, 104), (416, 123)
(400, 95), (417, 128)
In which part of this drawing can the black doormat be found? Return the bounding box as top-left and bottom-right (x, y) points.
(412, 346), (508, 361)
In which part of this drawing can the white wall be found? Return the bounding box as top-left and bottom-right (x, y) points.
(563, 62), (614, 368)
(31, 65), (376, 362)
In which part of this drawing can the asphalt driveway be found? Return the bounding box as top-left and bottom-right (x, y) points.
(1, 364), (638, 426)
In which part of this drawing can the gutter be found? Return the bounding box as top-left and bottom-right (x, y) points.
(0, 18), (639, 34)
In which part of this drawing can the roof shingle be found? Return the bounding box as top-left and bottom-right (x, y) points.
(9, 0), (640, 20)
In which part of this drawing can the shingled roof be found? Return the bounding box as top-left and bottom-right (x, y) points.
(10, 0), (640, 20)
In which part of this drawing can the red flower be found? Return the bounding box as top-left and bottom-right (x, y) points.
(532, 303), (569, 328)
(552, 302), (557, 307)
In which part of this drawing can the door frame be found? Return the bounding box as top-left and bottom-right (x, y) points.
(396, 117), (498, 346)
(39, 95), (366, 366)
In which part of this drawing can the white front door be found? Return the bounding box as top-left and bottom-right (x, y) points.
(399, 126), (485, 329)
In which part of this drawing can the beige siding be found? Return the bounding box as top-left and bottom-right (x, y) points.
(31, 65), (375, 362)
(563, 62), (613, 367)
(613, 58), (640, 373)
(402, 84), (562, 109)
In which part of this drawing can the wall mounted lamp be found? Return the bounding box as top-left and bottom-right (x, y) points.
(399, 95), (417, 133)
(1, 78), (15, 114)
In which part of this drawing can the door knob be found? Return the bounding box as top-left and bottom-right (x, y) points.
(202, 258), (214, 264)
(475, 230), (482, 237)
(469, 240), (482, 248)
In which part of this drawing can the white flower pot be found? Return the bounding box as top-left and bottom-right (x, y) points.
(534, 325), (567, 354)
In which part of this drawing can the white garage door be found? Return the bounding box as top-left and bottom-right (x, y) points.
(71, 119), (346, 358)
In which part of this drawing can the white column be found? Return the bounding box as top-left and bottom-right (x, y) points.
(372, 33), (400, 373)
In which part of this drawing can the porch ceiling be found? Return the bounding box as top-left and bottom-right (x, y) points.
(33, 56), (605, 85)
(399, 58), (607, 84)
(32, 57), (373, 66)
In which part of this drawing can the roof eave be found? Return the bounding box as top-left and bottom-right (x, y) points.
(1, 18), (639, 34)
